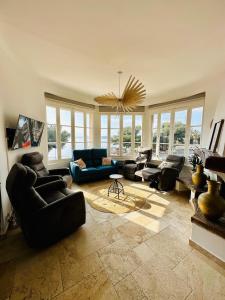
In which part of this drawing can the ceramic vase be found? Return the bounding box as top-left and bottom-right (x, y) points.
(198, 180), (225, 221)
(192, 164), (207, 188)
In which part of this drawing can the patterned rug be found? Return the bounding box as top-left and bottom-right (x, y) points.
(85, 184), (147, 214)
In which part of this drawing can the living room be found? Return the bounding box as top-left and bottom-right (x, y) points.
(0, 1), (225, 299)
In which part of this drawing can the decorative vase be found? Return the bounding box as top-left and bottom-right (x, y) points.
(198, 180), (225, 221)
(192, 164), (207, 188)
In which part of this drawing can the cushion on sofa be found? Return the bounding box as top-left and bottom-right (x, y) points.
(73, 149), (93, 167)
(92, 148), (107, 166)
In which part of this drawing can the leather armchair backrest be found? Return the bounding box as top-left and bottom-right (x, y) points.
(166, 155), (185, 173)
(136, 149), (152, 163)
(6, 163), (46, 214)
(21, 152), (49, 177)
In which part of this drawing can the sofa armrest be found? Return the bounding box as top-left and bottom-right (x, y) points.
(49, 168), (70, 176)
(35, 175), (62, 187)
(35, 179), (67, 194)
(69, 162), (81, 178)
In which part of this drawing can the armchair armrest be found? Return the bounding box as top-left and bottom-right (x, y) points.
(35, 175), (62, 187)
(35, 179), (67, 195)
(145, 162), (159, 168)
(49, 168), (70, 176)
(160, 167), (179, 178)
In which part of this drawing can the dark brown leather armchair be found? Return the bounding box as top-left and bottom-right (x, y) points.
(6, 163), (86, 247)
(21, 152), (72, 188)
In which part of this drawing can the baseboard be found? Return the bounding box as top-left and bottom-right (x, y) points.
(189, 239), (225, 268)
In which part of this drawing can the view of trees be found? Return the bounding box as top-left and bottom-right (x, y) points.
(48, 126), (70, 151)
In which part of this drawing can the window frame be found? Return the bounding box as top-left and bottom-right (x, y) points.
(150, 99), (204, 159)
(100, 112), (143, 157)
(46, 100), (94, 163)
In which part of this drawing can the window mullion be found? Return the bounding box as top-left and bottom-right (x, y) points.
(157, 113), (161, 158)
(186, 108), (192, 156)
(132, 114), (135, 154)
(71, 109), (75, 151)
(56, 107), (61, 160)
(170, 110), (175, 154)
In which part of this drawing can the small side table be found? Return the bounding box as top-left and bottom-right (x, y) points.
(108, 174), (124, 199)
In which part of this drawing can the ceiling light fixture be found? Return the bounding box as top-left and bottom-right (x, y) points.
(94, 71), (146, 112)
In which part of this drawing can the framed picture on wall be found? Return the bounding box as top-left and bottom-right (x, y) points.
(209, 119), (224, 153)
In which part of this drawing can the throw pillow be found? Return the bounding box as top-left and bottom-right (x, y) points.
(75, 158), (86, 169)
(102, 157), (112, 166)
(158, 161), (175, 169)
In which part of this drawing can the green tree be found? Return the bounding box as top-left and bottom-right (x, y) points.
(48, 126), (71, 152)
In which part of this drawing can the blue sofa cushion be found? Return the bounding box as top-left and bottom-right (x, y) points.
(96, 166), (115, 172)
(80, 167), (98, 175)
(73, 149), (93, 167)
(92, 148), (107, 166)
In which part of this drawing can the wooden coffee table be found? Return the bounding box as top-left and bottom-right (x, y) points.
(108, 174), (124, 199)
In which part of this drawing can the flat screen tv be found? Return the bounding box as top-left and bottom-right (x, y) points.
(11, 115), (44, 150)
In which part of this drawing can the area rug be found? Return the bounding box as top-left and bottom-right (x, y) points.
(84, 184), (147, 214)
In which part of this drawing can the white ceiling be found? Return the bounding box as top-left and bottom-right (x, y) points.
(1, 0), (225, 104)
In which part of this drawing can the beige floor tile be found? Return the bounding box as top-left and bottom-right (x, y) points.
(145, 225), (192, 269)
(57, 244), (104, 290)
(10, 248), (63, 300)
(55, 269), (118, 300)
(114, 274), (148, 299)
(132, 254), (191, 300)
(133, 242), (155, 264)
(98, 239), (141, 285)
(174, 250), (225, 300)
(0, 260), (15, 300)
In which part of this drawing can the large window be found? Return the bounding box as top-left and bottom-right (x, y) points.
(151, 104), (203, 158)
(101, 113), (143, 156)
(46, 103), (93, 161)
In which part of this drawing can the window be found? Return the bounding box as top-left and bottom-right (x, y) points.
(47, 106), (57, 161)
(86, 113), (93, 149)
(101, 115), (108, 148)
(74, 111), (84, 150)
(152, 113), (158, 156)
(60, 109), (72, 159)
(189, 107), (203, 154)
(159, 112), (171, 159)
(173, 110), (187, 156)
(122, 115), (132, 154)
(151, 104), (203, 158)
(110, 115), (120, 156)
(100, 113), (143, 156)
(135, 115), (143, 151)
(46, 102), (93, 161)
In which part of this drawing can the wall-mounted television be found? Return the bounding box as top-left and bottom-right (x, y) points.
(11, 115), (44, 150)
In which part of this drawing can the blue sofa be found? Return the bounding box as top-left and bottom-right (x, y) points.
(70, 149), (118, 183)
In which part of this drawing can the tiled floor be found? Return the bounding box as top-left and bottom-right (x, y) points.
(0, 179), (225, 300)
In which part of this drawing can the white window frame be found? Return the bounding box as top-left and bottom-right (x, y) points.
(46, 100), (94, 163)
(100, 112), (143, 157)
(149, 99), (204, 159)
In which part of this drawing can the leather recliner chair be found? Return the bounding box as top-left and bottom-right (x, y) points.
(21, 152), (72, 188)
(142, 155), (185, 191)
(123, 149), (153, 181)
(6, 163), (86, 247)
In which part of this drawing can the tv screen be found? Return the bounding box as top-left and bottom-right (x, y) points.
(11, 115), (44, 150)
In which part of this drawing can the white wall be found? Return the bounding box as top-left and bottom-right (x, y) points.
(0, 44), (47, 233)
